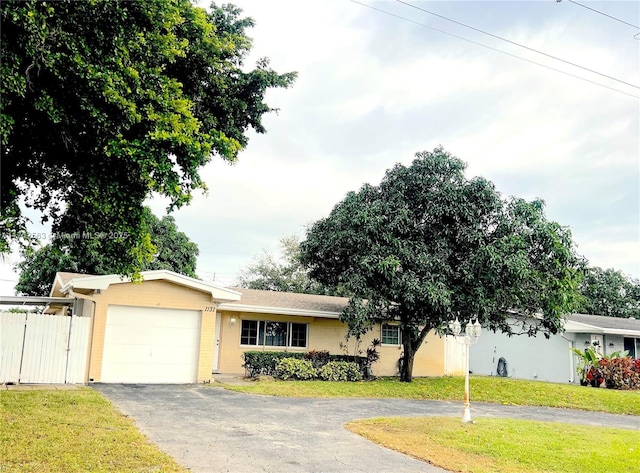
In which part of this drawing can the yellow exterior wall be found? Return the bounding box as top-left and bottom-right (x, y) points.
(216, 311), (309, 374)
(85, 279), (447, 383)
(216, 310), (445, 377)
(88, 280), (216, 383)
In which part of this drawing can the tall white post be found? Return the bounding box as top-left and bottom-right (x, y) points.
(449, 318), (481, 424)
(462, 341), (472, 423)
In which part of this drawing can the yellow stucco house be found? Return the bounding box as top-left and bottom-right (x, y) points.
(49, 270), (461, 384)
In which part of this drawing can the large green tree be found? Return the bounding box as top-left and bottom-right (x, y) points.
(579, 267), (640, 319)
(300, 147), (584, 381)
(236, 234), (339, 295)
(15, 208), (199, 296)
(1, 0), (295, 275)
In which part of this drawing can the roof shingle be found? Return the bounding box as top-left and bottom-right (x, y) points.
(225, 288), (349, 314)
(568, 313), (640, 331)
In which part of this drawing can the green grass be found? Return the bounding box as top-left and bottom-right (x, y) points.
(221, 375), (640, 415)
(346, 417), (640, 473)
(0, 388), (186, 473)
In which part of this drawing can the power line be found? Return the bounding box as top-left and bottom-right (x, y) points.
(396, 0), (639, 90)
(349, 1), (639, 99)
(562, 0), (640, 31)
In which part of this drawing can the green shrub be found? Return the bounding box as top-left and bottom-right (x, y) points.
(305, 349), (331, 369)
(275, 357), (317, 380)
(242, 350), (369, 380)
(597, 357), (640, 390)
(572, 347), (639, 390)
(318, 361), (362, 382)
(242, 351), (305, 378)
(329, 355), (368, 374)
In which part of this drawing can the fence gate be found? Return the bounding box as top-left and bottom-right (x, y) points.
(0, 312), (90, 384)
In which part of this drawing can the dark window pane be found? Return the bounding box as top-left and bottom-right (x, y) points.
(241, 320), (258, 345)
(624, 337), (636, 358)
(382, 324), (400, 345)
(264, 321), (287, 346)
(290, 323), (307, 347)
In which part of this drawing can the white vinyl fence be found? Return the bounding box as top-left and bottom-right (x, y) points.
(444, 335), (466, 376)
(0, 311), (90, 384)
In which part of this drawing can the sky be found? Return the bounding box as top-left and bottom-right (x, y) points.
(1, 0), (639, 293)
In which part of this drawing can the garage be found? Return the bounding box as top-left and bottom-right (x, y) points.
(50, 270), (242, 384)
(101, 305), (201, 384)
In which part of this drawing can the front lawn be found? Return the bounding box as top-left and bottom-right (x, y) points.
(346, 416), (640, 473)
(0, 388), (186, 473)
(220, 375), (640, 416)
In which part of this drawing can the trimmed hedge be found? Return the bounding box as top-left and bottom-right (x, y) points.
(242, 351), (305, 378)
(318, 361), (362, 381)
(275, 358), (317, 380)
(243, 350), (367, 379)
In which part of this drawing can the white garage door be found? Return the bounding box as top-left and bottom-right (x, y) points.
(102, 306), (201, 383)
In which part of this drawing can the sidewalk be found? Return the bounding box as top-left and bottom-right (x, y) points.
(211, 372), (254, 385)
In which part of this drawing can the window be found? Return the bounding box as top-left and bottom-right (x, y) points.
(381, 323), (401, 345)
(240, 320), (308, 348)
(290, 323), (307, 348)
(624, 337), (639, 358)
(241, 320), (259, 346)
(261, 321), (287, 347)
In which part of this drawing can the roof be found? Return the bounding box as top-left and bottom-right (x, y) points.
(217, 288), (350, 318)
(565, 313), (640, 337)
(50, 272), (95, 297)
(51, 270), (241, 302)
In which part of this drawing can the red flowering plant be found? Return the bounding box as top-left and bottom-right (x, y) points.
(597, 356), (640, 390)
(572, 347), (639, 390)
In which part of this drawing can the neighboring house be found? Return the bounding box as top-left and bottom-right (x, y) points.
(470, 313), (640, 384)
(41, 270), (463, 384)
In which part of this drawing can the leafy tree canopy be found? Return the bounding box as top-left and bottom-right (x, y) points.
(236, 234), (340, 295)
(300, 147), (584, 381)
(579, 267), (640, 319)
(15, 207), (199, 296)
(1, 0), (296, 276)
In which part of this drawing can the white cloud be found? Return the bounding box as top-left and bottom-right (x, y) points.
(4, 0), (639, 295)
(577, 238), (640, 278)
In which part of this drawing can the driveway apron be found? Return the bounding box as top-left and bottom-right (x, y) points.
(92, 384), (639, 473)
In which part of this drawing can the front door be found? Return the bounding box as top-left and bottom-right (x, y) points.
(212, 312), (221, 372)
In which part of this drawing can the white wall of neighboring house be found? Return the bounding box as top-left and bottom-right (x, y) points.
(469, 324), (637, 386)
(603, 334), (625, 354)
(469, 328), (577, 384)
(572, 334), (626, 357)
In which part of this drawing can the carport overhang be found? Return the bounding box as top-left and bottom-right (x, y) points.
(0, 295), (75, 315)
(0, 296), (74, 306)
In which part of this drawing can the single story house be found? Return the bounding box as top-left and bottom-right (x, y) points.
(47, 270), (464, 384)
(470, 313), (640, 384)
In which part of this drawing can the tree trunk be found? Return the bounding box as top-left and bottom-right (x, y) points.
(400, 323), (434, 382)
(400, 339), (416, 382)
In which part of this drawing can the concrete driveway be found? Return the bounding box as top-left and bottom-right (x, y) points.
(93, 384), (639, 473)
